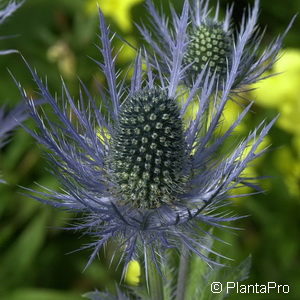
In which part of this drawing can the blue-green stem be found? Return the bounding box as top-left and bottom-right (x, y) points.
(145, 247), (164, 300)
(175, 247), (190, 300)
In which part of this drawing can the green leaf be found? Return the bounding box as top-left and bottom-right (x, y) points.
(0, 209), (49, 291)
(5, 288), (83, 300)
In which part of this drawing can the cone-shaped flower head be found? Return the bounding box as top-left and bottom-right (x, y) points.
(110, 89), (185, 209)
(138, 0), (294, 90)
(183, 22), (231, 81)
(18, 8), (277, 273)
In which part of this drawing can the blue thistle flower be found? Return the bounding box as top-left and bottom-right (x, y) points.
(138, 0), (294, 90)
(17, 7), (276, 273)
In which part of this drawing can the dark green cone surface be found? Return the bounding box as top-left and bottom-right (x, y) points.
(110, 89), (185, 209)
(184, 24), (232, 79)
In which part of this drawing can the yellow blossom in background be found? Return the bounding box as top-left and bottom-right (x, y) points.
(230, 136), (271, 200)
(252, 48), (300, 136)
(278, 93), (300, 136)
(86, 0), (143, 32)
(274, 146), (300, 197)
(239, 136), (271, 164)
(47, 40), (76, 80)
(230, 166), (258, 203)
(252, 48), (300, 198)
(252, 49), (300, 108)
(86, 0), (141, 76)
(96, 126), (110, 143)
(181, 89), (263, 200)
(220, 100), (247, 134)
(116, 36), (137, 63)
(293, 135), (300, 157)
(124, 260), (141, 286)
(182, 92), (247, 135)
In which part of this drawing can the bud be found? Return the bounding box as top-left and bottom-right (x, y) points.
(125, 260), (141, 286)
(184, 23), (232, 80)
(110, 89), (185, 209)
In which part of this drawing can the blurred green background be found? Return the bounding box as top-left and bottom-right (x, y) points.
(0, 0), (299, 299)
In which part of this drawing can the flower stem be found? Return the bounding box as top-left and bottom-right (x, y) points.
(146, 248), (164, 300)
(175, 247), (190, 300)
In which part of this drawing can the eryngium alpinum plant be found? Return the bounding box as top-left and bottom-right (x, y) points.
(18, 6), (276, 272)
(138, 0), (293, 90)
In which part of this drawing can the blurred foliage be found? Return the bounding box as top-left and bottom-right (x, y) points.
(0, 0), (299, 299)
(86, 0), (143, 32)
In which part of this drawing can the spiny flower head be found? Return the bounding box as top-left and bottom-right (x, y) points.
(183, 22), (231, 80)
(109, 89), (185, 209)
(18, 7), (276, 274)
(139, 0), (294, 90)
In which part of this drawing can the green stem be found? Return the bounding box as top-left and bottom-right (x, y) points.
(175, 247), (190, 300)
(145, 247), (164, 300)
